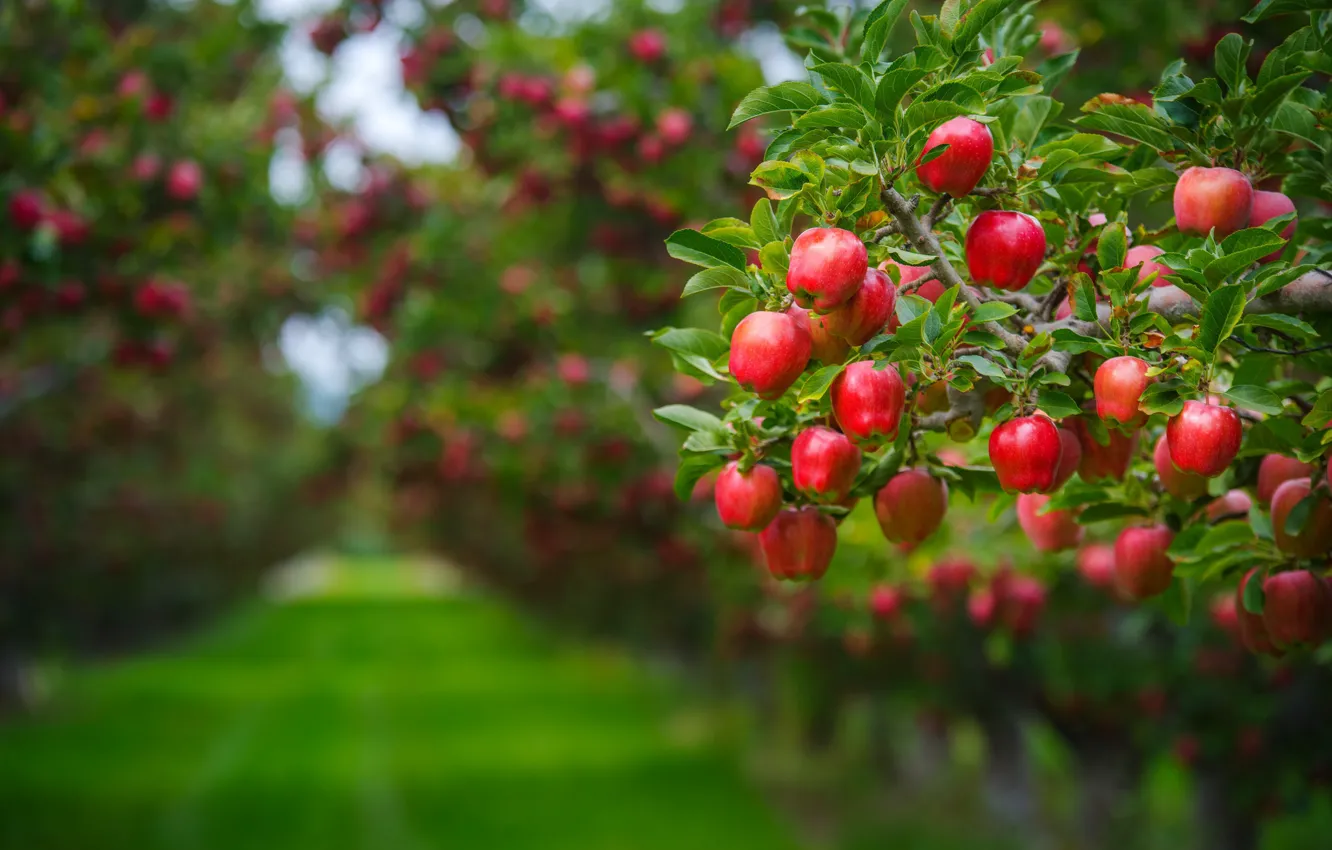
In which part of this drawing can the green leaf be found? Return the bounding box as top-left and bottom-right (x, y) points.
(651, 327), (730, 360)
(862, 0), (912, 60)
(971, 301), (1018, 323)
(653, 405), (725, 432)
(1242, 313), (1317, 338)
(903, 100), (978, 132)
(1244, 0), (1332, 23)
(888, 247), (936, 265)
(666, 230), (748, 270)
(1009, 96), (1055, 150)
(1159, 578), (1191, 627)
(750, 199), (781, 246)
(702, 218), (761, 249)
(876, 67), (930, 116)
(1096, 222), (1128, 272)
(956, 354), (1008, 380)
(1036, 390), (1080, 420)
(794, 105), (868, 130)
(811, 63), (876, 113)
(953, 0), (1021, 50)
(1072, 273), (1098, 321)
(799, 363), (846, 402)
(682, 266), (752, 298)
(1075, 99), (1176, 152)
(1034, 50), (1079, 93)
(1191, 521), (1257, 559)
(1285, 494), (1317, 537)
(1204, 229), (1288, 282)
(674, 452), (726, 501)
(1301, 390), (1332, 429)
(1270, 101), (1319, 144)
(1197, 284), (1247, 355)
(1242, 571), (1265, 615)
(1219, 385), (1284, 416)
(1052, 327), (1117, 358)
(1214, 33), (1251, 93)
(729, 82), (827, 129)
(1140, 382), (1184, 417)
(759, 241), (790, 277)
(1078, 503), (1151, 524)
(749, 161), (817, 201)
(1254, 264), (1320, 299)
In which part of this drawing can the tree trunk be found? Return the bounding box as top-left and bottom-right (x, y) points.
(979, 712), (1053, 850)
(0, 646), (31, 713)
(1195, 772), (1258, 850)
(1074, 742), (1141, 850)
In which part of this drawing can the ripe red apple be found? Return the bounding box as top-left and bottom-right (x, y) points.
(729, 308), (811, 399)
(999, 575), (1046, 637)
(628, 28), (666, 63)
(1174, 166), (1253, 238)
(874, 468), (948, 543)
(791, 426), (861, 503)
(1166, 400), (1241, 477)
(656, 108), (692, 146)
(807, 311), (851, 363)
(1262, 570), (1332, 650)
(1248, 190), (1297, 263)
(1094, 356), (1151, 427)
(1154, 434), (1208, 500)
(714, 461), (782, 532)
(8, 189), (44, 229)
(1113, 524), (1175, 600)
(1237, 568), (1281, 657)
(759, 506), (837, 581)
(822, 267), (896, 345)
(1077, 543), (1116, 590)
(1048, 427), (1082, 491)
(1123, 245), (1174, 287)
(989, 414), (1063, 493)
(1016, 493), (1083, 552)
(1257, 454), (1313, 505)
(1271, 478), (1332, 558)
(968, 588), (997, 628)
(870, 584), (905, 620)
(1069, 418), (1138, 483)
(831, 361), (906, 447)
(786, 226), (867, 312)
(166, 160), (202, 201)
(927, 556), (976, 608)
(915, 116), (994, 197)
(965, 211), (1046, 291)
(1206, 489), (1253, 522)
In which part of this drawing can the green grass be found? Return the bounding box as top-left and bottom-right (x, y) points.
(0, 559), (801, 850)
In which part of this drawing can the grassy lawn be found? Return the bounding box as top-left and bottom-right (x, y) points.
(0, 558), (801, 850)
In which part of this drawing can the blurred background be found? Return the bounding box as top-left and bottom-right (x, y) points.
(1, 1), (1330, 849)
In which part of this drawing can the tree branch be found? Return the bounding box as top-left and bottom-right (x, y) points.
(917, 383), (986, 433)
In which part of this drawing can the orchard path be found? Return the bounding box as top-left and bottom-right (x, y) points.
(0, 557), (800, 850)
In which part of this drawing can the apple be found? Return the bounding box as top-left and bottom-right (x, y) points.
(1048, 427), (1082, 491)
(628, 28), (666, 63)
(791, 426), (861, 503)
(989, 414), (1063, 493)
(8, 189), (44, 229)
(1256, 454), (1313, 505)
(927, 557), (975, 608)
(729, 307), (811, 399)
(1166, 400), (1242, 477)
(874, 468), (948, 543)
(1076, 543), (1116, 589)
(1174, 166), (1253, 238)
(1153, 434), (1208, 500)
(968, 588), (996, 628)
(786, 226), (867, 312)
(1094, 356), (1151, 427)
(1209, 594), (1241, 640)
(1016, 493), (1083, 552)
(1237, 568), (1281, 657)
(807, 311), (851, 364)
(1000, 575), (1046, 637)
(1248, 190), (1297, 263)
(878, 259), (932, 289)
(915, 117), (994, 197)
(1122, 245), (1174, 287)
(759, 506), (837, 582)
(166, 160), (202, 200)
(1262, 570), (1332, 650)
(1069, 418), (1138, 482)
(870, 584), (905, 620)
(714, 461), (782, 532)
(1271, 478), (1332, 558)
(1206, 489), (1253, 522)
(822, 267), (896, 345)
(831, 361), (906, 447)
(1113, 524), (1175, 600)
(965, 211), (1046, 291)
(656, 108), (692, 146)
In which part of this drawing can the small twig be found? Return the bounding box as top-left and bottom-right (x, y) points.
(1039, 286), (1067, 322)
(873, 221), (901, 241)
(969, 186), (1012, 198)
(922, 195), (952, 230)
(1227, 336), (1332, 356)
(994, 291), (1042, 314)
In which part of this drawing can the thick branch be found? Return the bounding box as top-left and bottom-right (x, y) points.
(1149, 271), (1332, 325)
(918, 383), (986, 433)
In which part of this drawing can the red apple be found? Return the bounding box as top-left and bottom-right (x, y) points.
(791, 426), (861, 503)
(968, 588), (997, 628)
(807, 311), (851, 364)
(1154, 434), (1208, 500)
(1000, 575), (1046, 637)
(628, 28), (666, 63)
(831, 361), (906, 447)
(8, 189), (44, 229)
(1166, 400), (1242, 477)
(1113, 524), (1175, 600)
(1257, 454), (1313, 506)
(1237, 568), (1281, 657)
(729, 308), (811, 399)
(166, 160), (202, 200)
(1174, 166), (1253, 238)
(714, 461), (782, 532)
(915, 116), (994, 197)
(760, 506), (837, 581)
(1271, 478), (1332, 558)
(1123, 245), (1174, 287)
(1016, 493), (1083, 552)
(989, 414), (1063, 493)
(1070, 418), (1138, 483)
(927, 556), (976, 608)
(874, 468), (948, 543)
(1094, 356), (1151, 427)
(786, 226), (867, 312)
(822, 267), (896, 345)
(870, 584), (905, 620)
(965, 211), (1046, 291)
(878, 259), (932, 289)
(656, 108), (692, 146)
(1248, 190), (1297, 263)
(1262, 570), (1331, 650)
(1206, 489), (1253, 522)
(1049, 427), (1082, 491)
(1077, 543), (1116, 590)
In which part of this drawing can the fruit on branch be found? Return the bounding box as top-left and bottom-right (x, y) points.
(714, 461), (782, 532)
(1016, 493), (1083, 552)
(786, 226), (867, 312)
(1049, 427), (1082, 491)
(964, 211), (1046, 291)
(1123, 245), (1174, 287)
(915, 116), (994, 197)
(1094, 356), (1151, 428)
(880, 259), (932, 289)
(874, 468), (948, 544)
(913, 378), (950, 414)
(823, 267), (896, 345)
(792, 426), (861, 503)
(628, 29), (666, 63)
(1154, 434), (1208, 500)
(807, 311), (851, 363)
(1238, 568), (1281, 657)
(759, 506), (837, 582)
(1256, 454), (1312, 506)
(989, 414), (1063, 493)
(729, 307), (811, 399)
(1173, 166), (1253, 238)
(166, 160), (203, 201)
(870, 584), (905, 620)
(1271, 478), (1332, 558)
(656, 108), (692, 146)
(1113, 524), (1175, 600)
(1248, 190), (1297, 263)
(999, 575), (1046, 637)
(8, 189), (45, 229)
(1261, 569), (1332, 650)
(967, 588), (996, 628)
(1166, 400), (1242, 478)
(831, 361), (906, 447)
(1076, 543), (1116, 590)
(927, 557), (976, 609)
(1206, 489), (1253, 522)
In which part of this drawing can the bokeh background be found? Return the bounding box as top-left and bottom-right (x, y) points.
(2, 1), (1330, 849)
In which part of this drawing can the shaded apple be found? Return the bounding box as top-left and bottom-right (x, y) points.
(1206, 489), (1253, 523)
(1271, 478), (1332, 558)
(1154, 434), (1208, 500)
(1016, 493), (1083, 552)
(1174, 166), (1253, 238)
(714, 461), (782, 532)
(1256, 454), (1312, 506)
(822, 266), (896, 345)
(965, 211), (1046, 291)
(1237, 568), (1281, 657)
(760, 506), (837, 581)
(874, 468), (947, 543)
(1070, 417), (1139, 482)
(1048, 427), (1082, 491)
(807, 311), (851, 364)
(1248, 190), (1297, 263)
(1123, 245), (1174, 287)
(1113, 524), (1175, 600)
(1077, 543), (1116, 590)
(1262, 569), (1332, 650)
